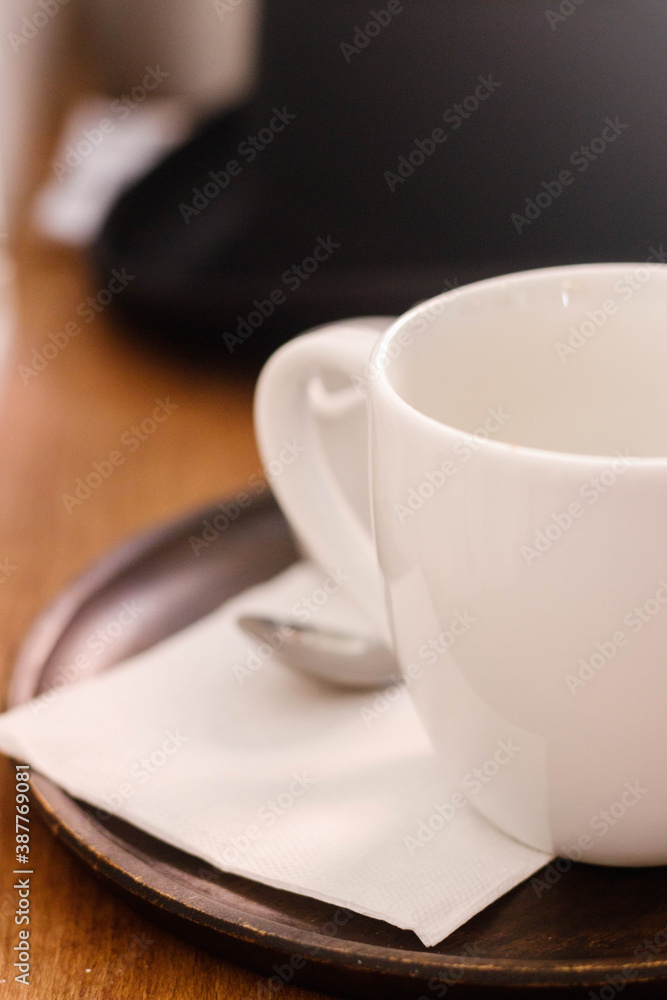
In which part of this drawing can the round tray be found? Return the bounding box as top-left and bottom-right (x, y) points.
(9, 493), (667, 999)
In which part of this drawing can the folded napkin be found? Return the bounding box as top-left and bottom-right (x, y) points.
(0, 562), (552, 946)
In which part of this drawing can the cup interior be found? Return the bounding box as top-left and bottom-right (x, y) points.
(380, 264), (667, 459)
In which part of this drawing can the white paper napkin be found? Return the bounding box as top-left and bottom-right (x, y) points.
(0, 562), (552, 946)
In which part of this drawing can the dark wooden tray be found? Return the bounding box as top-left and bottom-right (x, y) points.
(8, 493), (667, 999)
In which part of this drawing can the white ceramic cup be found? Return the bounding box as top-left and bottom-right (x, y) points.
(255, 263), (667, 865)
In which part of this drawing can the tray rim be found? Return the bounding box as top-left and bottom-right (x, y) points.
(8, 495), (667, 991)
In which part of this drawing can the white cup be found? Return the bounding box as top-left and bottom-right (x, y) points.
(255, 263), (667, 865)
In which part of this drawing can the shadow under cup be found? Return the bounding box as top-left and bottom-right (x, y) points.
(371, 263), (667, 864)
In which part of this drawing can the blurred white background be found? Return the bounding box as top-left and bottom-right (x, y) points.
(0, 0), (260, 238)
(0, 0), (262, 367)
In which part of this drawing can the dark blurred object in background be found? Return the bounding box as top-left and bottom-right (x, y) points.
(92, 0), (667, 371)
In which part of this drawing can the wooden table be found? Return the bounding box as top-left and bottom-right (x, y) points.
(0, 229), (327, 997)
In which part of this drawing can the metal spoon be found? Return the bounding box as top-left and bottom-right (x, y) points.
(237, 615), (402, 690)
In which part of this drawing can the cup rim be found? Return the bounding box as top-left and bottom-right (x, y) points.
(371, 261), (667, 468)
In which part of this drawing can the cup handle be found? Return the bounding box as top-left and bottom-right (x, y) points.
(255, 319), (394, 641)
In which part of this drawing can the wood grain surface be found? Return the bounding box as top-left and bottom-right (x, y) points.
(0, 220), (325, 996)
